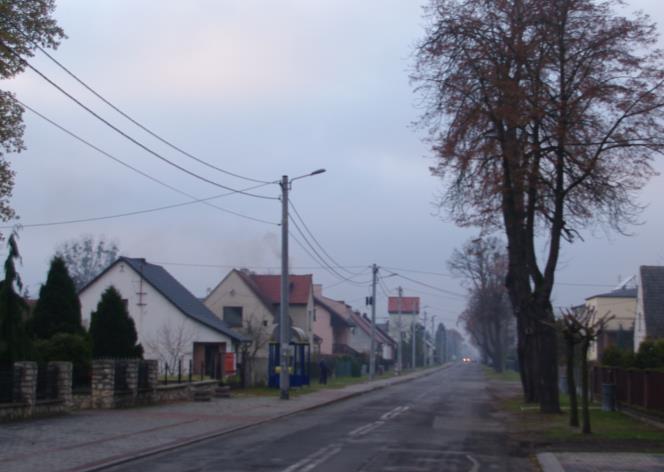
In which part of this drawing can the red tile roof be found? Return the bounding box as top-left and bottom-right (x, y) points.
(388, 296), (420, 314)
(250, 274), (313, 305)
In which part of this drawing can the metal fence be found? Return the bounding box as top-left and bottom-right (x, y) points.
(36, 364), (59, 401)
(160, 359), (225, 385)
(72, 364), (92, 394)
(592, 366), (664, 413)
(137, 361), (150, 391)
(0, 363), (14, 404)
(114, 361), (129, 392)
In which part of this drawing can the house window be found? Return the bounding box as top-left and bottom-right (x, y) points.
(223, 306), (243, 328)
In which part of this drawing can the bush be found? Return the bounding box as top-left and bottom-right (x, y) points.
(601, 345), (635, 368)
(33, 332), (91, 365)
(635, 339), (664, 369)
(89, 286), (143, 358)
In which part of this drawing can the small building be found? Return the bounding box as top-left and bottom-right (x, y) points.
(313, 285), (355, 356)
(79, 257), (246, 376)
(585, 284), (637, 361)
(387, 296), (420, 342)
(204, 269), (314, 384)
(634, 266), (664, 350)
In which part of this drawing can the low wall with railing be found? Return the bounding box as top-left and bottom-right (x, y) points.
(592, 366), (664, 413)
(0, 362), (71, 421)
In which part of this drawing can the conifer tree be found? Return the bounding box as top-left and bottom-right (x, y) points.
(89, 286), (142, 358)
(32, 256), (83, 339)
(0, 234), (30, 363)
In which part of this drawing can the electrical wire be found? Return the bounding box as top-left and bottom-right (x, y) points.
(288, 199), (365, 278)
(386, 272), (467, 299)
(289, 229), (370, 287)
(0, 193), (265, 229)
(288, 215), (369, 286)
(16, 99), (278, 225)
(32, 43), (270, 184)
(0, 42), (277, 200)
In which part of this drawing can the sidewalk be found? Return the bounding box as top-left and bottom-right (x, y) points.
(538, 452), (664, 471)
(0, 367), (443, 472)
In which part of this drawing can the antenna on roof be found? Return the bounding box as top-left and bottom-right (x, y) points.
(613, 274), (636, 291)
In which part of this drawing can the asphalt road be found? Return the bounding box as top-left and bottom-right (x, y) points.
(104, 363), (532, 472)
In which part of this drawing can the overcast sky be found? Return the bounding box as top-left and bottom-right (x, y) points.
(2, 0), (664, 332)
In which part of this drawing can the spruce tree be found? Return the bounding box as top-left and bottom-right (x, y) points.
(32, 256), (83, 339)
(0, 234), (30, 363)
(89, 286), (142, 358)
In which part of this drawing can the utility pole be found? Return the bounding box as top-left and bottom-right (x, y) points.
(369, 264), (378, 380)
(430, 314), (437, 365)
(411, 307), (416, 370)
(397, 286), (403, 375)
(279, 175), (290, 400)
(277, 169), (326, 401)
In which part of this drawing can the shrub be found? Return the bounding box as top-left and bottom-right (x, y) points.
(89, 286), (143, 358)
(31, 256), (83, 339)
(34, 332), (91, 366)
(635, 339), (664, 369)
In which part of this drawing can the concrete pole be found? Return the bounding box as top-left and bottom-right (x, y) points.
(430, 315), (437, 365)
(397, 286), (403, 375)
(369, 263), (378, 380)
(279, 175), (290, 400)
(411, 308), (416, 369)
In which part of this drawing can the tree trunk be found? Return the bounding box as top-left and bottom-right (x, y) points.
(566, 336), (579, 427)
(581, 339), (591, 434)
(536, 308), (561, 413)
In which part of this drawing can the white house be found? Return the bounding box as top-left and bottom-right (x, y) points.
(634, 265), (664, 350)
(79, 257), (247, 376)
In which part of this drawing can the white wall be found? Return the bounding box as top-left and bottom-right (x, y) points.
(79, 261), (235, 367)
(634, 278), (647, 351)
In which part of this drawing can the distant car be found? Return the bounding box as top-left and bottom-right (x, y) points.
(462, 357), (471, 364)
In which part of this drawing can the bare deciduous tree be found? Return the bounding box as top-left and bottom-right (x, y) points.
(450, 237), (514, 373)
(559, 306), (613, 434)
(145, 319), (195, 374)
(56, 235), (120, 290)
(413, 0), (664, 412)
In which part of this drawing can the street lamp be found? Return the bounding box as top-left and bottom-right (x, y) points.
(279, 169), (326, 400)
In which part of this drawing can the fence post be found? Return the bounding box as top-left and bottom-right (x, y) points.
(189, 359), (193, 383)
(49, 361), (73, 409)
(643, 371), (650, 410)
(125, 360), (139, 403)
(92, 359), (115, 409)
(14, 362), (37, 414)
(164, 362), (169, 386)
(178, 359), (182, 384)
(627, 370), (632, 406)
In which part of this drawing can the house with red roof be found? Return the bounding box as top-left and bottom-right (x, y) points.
(387, 295), (420, 343)
(204, 269), (315, 384)
(313, 285), (355, 356)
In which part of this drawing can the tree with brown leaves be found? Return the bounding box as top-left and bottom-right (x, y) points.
(413, 0), (664, 413)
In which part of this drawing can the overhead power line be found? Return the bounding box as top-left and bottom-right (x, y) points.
(0, 42), (277, 200)
(32, 43), (270, 184)
(386, 272), (466, 299)
(0, 192), (272, 230)
(289, 199), (365, 278)
(289, 225), (370, 287)
(17, 99), (277, 226)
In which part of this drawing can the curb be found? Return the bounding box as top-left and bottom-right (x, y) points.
(71, 365), (450, 472)
(536, 453), (565, 472)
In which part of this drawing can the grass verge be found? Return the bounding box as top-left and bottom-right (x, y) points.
(488, 367), (664, 452)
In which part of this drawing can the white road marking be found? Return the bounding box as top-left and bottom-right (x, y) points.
(466, 454), (480, 472)
(349, 420), (384, 437)
(282, 405), (413, 470)
(281, 444), (341, 472)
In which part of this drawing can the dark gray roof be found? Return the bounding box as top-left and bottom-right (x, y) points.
(115, 257), (247, 342)
(586, 287), (637, 300)
(641, 266), (664, 339)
